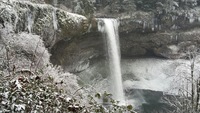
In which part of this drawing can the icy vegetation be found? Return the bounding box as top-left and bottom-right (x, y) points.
(0, 23), (80, 94)
(0, 0), (87, 47)
(0, 25), (83, 112)
(0, 25), (48, 71)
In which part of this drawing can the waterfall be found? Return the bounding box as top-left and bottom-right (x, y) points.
(27, 13), (33, 33)
(52, 0), (58, 30)
(98, 19), (125, 104)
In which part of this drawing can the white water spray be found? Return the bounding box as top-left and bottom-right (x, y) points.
(27, 13), (33, 33)
(98, 19), (125, 104)
(52, 0), (58, 30)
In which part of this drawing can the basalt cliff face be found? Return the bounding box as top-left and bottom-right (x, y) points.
(1, 0), (200, 72)
(49, 0), (200, 72)
(1, 0), (89, 47)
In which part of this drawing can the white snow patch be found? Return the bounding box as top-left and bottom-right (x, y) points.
(15, 79), (22, 89)
(4, 92), (9, 99)
(66, 97), (72, 102)
(168, 45), (179, 54)
(12, 104), (25, 111)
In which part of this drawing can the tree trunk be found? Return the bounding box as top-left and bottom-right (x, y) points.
(196, 78), (200, 112)
(191, 61), (194, 110)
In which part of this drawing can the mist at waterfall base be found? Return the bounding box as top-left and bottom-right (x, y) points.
(78, 57), (200, 111)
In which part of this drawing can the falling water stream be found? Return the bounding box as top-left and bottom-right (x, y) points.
(52, 0), (58, 30)
(98, 19), (125, 104)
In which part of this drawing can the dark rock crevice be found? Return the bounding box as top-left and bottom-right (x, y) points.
(50, 32), (105, 73)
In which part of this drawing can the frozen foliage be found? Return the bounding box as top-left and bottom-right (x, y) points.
(43, 66), (81, 97)
(73, 0), (95, 17)
(0, 72), (78, 112)
(0, 23), (83, 99)
(0, 0), (87, 47)
(163, 56), (200, 112)
(0, 25), (50, 73)
(0, 69), (136, 112)
(118, 0), (200, 33)
(0, 22), (82, 104)
(5, 0), (46, 4)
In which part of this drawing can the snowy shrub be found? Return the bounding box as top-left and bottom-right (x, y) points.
(74, 0), (95, 17)
(42, 65), (82, 98)
(0, 26), (50, 74)
(0, 26), (82, 100)
(0, 70), (135, 113)
(0, 72), (80, 112)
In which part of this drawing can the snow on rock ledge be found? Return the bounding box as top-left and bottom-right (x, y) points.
(0, 0), (88, 47)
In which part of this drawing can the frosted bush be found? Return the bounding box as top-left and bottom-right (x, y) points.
(0, 72), (79, 112)
(0, 27), (83, 112)
(42, 65), (82, 98)
(0, 27), (50, 72)
(0, 73), (135, 112)
(0, 24), (82, 97)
